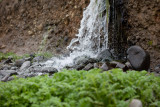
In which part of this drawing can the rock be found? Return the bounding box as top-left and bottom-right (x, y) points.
(33, 56), (46, 62)
(3, 56), (13, 64)
(94, 63), (99, 68)
(83, 63), (94, 71)
(0, 70), (17, 76)
(125, 62), (132, 69)
(129, 99), (143, 107)
(28, 31), (34, 35)
(7, 76), (15, 81)
(73, 55), (96, 65)
(1, 74), (10, 82)
(96, 49), (113, 62)
(20, 61), (31, 71)
(100, 63), (109, 71)
(0, 75), (3, 80)
(0, 70), (18, 82)
(24, 57), (32, 61)
(14, 59), (26, 67)
(127, 46), (150, 71)
(11, 67), (18, 70)
(154, 64), (160, 73)
(0, 65), (11, 70)
(74, 63), (86, 70)
(40, 67), (58, 75)
(116, 62), (127, 70)
(26, 65), (58, 76)
(110, 61), (120, 68)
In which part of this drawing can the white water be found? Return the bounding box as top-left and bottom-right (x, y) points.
(44, 0), (109, 70)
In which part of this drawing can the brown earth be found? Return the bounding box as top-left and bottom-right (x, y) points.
(0, 0), (89, 55)
(124, 0), (160, 70)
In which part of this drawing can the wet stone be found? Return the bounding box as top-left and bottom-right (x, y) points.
(20, 61), (31, 71)
(94, 63), (99, 68)
(83, 63), (94, 71)
(100, 63), (109, 71)
(14, 59), (26, 67)
(96, 49), (113, 62)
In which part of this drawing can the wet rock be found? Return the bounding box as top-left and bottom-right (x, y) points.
(40, 67), (58, 75)
(24, 57), (32, 61)
(1, 74), (10, 82)
(0, 70), (17, 76)
(3, 56), (13, 64)
(129, 99), (143, 107)
(116, 63), (127, 70)
(74, 63), (86, 70)
(33, 56), (47, 62)
(0, 64), (11, 70)
(14, 59), (26, 67)
(0, 70), (18, 82)
(11, 67), (18, 70)
(20, 61), (31, 71)
(100, 63), (109, 71)
(110, 61), (120, 68)
(83, 63), (94, 71)
(127, 46), (150, 71)
(96, 49), (113, 62)
(94, 63), (99, 68)
(0, 74), (3, 80)
(74, 55), (96, 65)
(125, 62), (132, 69)
(154, 64), (160, 73)
(25, 65), (58, 76)
(1, 74), (13, 82)
(7, 76), (15, 81)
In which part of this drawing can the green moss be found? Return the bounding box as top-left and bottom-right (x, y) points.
(148, 41), (153, 46)
(0, 69), (160, 107)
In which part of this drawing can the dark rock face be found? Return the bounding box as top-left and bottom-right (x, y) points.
(127, 46), (150, 71)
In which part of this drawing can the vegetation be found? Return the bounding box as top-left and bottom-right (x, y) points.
(0, 69), (160, 107)
(0, 52), (21, 61)
(0, 52), (53, 61)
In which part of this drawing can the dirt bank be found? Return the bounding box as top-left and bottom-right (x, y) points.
(0, 0), (89, 55)
(124, 0), (160, 70)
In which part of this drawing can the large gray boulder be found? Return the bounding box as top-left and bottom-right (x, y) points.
(127, 46), (150, 71)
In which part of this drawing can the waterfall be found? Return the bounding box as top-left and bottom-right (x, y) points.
(45, 0), (109, 70)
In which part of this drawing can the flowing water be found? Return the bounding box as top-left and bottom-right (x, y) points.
(44, 0), (109, 70)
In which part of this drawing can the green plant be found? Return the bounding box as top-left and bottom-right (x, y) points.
(0, 69), (160, 107)
(0, 52), (21, 61)
(35, 52), (53, 58)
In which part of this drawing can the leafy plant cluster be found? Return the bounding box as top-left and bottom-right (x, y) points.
(0, 69), (160, 107)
